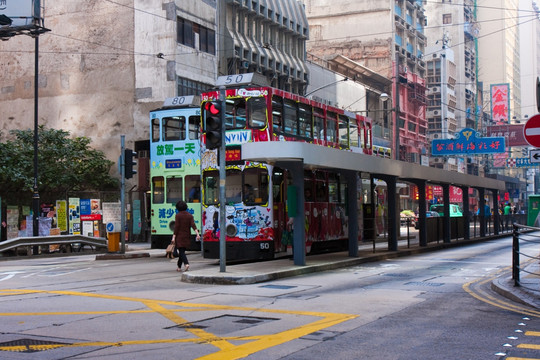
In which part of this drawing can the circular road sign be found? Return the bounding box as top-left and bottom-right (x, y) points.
(523, 114), (540, 147)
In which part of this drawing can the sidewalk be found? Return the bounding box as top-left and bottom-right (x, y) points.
(125, 238), (539, 309)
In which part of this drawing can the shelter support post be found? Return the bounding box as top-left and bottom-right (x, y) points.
(442, 183), (451, 243)
(462, 186), (470, 240)
(344, 170), (358, 257)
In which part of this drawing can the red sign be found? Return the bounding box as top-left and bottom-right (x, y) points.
(523, 114), (540, 147)
(486, 124), (527, 146)
(81, 214), (102, 221)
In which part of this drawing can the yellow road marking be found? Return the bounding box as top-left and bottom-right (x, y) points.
(517, 343), (540, 350)
(526, 331), (540, 337)
(506, 358), (540, 360)
(462, 267), (540, 318)
(0, 289), (357, 359)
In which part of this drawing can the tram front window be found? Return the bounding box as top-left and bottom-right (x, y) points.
(248, 97), (267, 128)
(244, 167), (269, 205)
(167, 177), (183, 204)
(226, 169), (242, 204)
(152, 177), (164, 204)
(188, 115), (200, 140)
(163, 116), (186, 141)
(185, 175), (200, 203)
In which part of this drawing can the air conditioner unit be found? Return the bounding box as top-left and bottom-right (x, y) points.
(286, 78), (293, 84)
(241, 61), (250, 69)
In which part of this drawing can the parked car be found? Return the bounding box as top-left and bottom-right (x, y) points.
(429, 204), (463, 217)
(400, 210), (417, 227)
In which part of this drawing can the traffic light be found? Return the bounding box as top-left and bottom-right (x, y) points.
(124, 148), (137, 179)
(204, 101), (222, 150)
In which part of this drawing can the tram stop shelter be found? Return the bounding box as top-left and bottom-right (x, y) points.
(242, 141), (506, 266)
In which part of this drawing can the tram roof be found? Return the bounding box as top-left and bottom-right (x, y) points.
(241, 141), (505, 191)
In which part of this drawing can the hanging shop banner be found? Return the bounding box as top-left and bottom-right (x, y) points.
(431, 128), (506, 156)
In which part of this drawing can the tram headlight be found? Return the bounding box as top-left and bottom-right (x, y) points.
(226, 223), (238, 237)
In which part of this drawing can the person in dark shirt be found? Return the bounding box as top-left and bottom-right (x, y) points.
(171, 201), (200, 272)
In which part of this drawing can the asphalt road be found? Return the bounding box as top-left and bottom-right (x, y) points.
(0, 237), (539, 359)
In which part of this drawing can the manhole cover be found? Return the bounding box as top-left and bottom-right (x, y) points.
(0, 338), (69, 353)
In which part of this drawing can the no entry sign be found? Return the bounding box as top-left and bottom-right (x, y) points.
(523, 114), (540, 147)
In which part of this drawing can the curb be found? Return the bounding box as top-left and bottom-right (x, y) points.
(96, 252), (150, 260)
(491, 275), (540, 310)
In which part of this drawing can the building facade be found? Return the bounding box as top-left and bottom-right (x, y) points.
(302, 0), (428, 163)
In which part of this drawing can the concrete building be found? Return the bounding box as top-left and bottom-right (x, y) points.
(477, 0), (522, 123)
(424, 0), (481, 174)
(0, 0), (309, 173)
(302, 0), (428, 163)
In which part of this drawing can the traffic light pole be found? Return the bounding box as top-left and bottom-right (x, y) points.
(219, 87), (227, 272)
(120, 135), (126, 254)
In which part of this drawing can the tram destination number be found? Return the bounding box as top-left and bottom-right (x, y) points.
(216, 73), (257, 87)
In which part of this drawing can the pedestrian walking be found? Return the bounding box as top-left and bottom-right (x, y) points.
(171, 200), (200, 272)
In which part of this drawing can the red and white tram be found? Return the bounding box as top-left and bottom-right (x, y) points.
(200, 85), (372, 260)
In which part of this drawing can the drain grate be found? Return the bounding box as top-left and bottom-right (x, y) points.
(259, 284), (297, 290)
(300, 330), (342, 341)
(405, 281), (444, 287)
(0, 338), (69, 353)
(382, 273), (410, 277)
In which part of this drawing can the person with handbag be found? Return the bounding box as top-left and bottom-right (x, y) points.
(171, 200), (200, 272)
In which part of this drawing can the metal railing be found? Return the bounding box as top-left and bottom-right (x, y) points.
(0, 235), (107, 256)
(512, 223), (540, 291)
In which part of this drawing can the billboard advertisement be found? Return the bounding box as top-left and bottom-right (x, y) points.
(0, 0), (40, 28)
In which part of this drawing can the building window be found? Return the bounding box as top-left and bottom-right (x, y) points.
(177, 17), (215, 55)
(177, 77), (211, 97)
(177, 17), (194, 48)
(443, 14), (452, 24)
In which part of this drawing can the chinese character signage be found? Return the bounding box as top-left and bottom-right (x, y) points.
(491, 83), (510, 124)
(431, 128), (506, 156)
(486, 124), (527, 146)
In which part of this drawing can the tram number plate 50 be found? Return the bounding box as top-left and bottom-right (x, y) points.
(260, 243), (270, 250)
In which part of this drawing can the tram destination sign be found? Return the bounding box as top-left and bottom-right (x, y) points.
(431, 128), (506, 156)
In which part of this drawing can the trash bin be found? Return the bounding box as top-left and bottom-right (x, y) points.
(107, 232), (120, 252)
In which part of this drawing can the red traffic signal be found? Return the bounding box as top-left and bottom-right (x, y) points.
(205, 101), (221, 116)
(204, 101), (223, 150)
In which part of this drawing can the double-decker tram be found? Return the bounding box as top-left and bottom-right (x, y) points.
(149, 96), (202, 249)
(200, 83), (372, 260)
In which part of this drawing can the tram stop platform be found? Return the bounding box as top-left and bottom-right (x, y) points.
(125, 238), (539, 310)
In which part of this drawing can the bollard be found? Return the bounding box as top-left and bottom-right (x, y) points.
(107, 232), (120, 252)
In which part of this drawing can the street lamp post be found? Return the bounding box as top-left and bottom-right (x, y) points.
(32, 35), (40, 240)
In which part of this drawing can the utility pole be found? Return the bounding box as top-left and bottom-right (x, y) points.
(218, 87), (227, 272)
